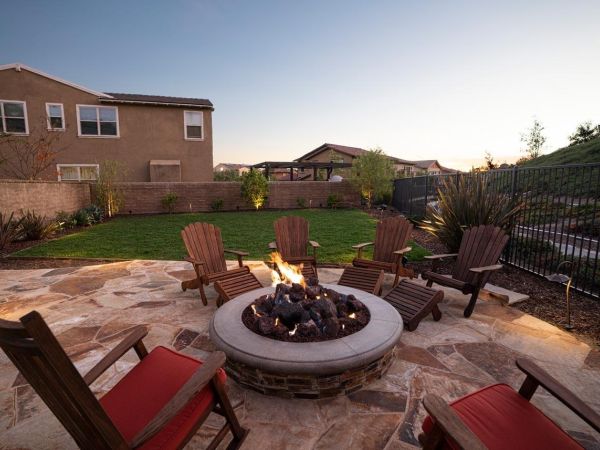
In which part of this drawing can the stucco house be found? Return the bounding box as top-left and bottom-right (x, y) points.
(214, 163), (251, 176)
(0, 63), (214, 182)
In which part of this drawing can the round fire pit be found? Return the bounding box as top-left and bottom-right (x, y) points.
(209, 284), (402, 399)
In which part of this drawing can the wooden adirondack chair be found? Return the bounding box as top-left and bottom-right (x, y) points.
(181, 222), (250, 306)
(420, 358), (600, 449)
(352, 216), (414, 286)
(269, 216), (320, 279)
(0, 311), (248, 450)
(422, 224), (509, 318)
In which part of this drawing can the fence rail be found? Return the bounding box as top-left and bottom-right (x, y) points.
(392, 163), (600, 298)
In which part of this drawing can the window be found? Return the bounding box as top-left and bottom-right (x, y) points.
(184, 111), (203, 140)
(57, 164), (99, 181)
(77, 105), (119, 137)
(46, 103), (65, 130)
(0, 100), (28, 134)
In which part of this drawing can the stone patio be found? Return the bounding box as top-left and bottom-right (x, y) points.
(0, 260), (598, 449)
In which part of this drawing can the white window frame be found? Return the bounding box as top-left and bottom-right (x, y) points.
(76, 104), (119, 138)
(0, 99), (29, 135)
(57, 164), (100, 182)
(183, 110), (204, 140)
(46, 103), (66, 131)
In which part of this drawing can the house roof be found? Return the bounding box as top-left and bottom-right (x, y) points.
(411, 160), (439, 170)
(214, 163), (251, 170)
(0, 63), (112, 98)
(296, 143), (416, 165)
(101, 93), (213, 109)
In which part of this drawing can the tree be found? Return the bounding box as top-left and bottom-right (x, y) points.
(0, 117), (65, 180)
(214, 169), (241, 181)
(484, 151), (497, 170)
(241, 170), (269, 210)
(350, 148), (396, 209)
(568, 121), (600, 146)
(520, 119), (546, 160)
(95, 160), (125, 218)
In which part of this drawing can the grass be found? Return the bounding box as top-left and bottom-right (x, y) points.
(521, 136), (600, 167)
(16, 210), (430, 264)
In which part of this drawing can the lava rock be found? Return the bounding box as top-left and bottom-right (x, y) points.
(307, 276), (319, 287)
(275, 283), (290, 296)
(254, 296), (274, 315)
(346, 294), (364, 312)
(298, 319), (319, 337)
(336, 302), (349, 318)
(305, 286), (321, 299)
(312, 298), (337, 319)
(272, 302), (305, 328)
(258, 316), (276, 335)
(322, 317), (340, 337)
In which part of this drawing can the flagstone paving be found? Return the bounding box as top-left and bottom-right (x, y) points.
(0, 260), (598, 449)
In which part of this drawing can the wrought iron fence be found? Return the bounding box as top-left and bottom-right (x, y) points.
(392, 163), (600, 298)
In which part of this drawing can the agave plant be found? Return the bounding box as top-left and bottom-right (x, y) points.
(20, 210), (59, 241)
(420, 175), (523, 252)
(0, 211), (24, 252)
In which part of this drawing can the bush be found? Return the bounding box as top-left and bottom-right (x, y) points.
(327, 194), (341, 208)
(0, 211), (24, 252)
(95, 160), (125, 217)
(20, 210), (59, 241)
(82, 205), (104, 223)
(350, 148), (396, 208)
(55, 210), (76, 230)
(421, 175), (522, 252)
(211, 198), (224, 212)
(241, 171), (269, 210)
(71, 209), (93, 227)
(161, 192), (178, 214)
(296, 197), (306, 208)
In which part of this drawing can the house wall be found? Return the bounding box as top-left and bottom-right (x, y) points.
(0, 68), (213, 182)
(0, 180), (90, 217)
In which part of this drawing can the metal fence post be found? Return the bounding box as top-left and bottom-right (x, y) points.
(423, 175), (429, 217)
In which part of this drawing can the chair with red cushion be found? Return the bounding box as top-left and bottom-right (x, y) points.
(0, 311), (248, 449)
(419, 358), (600, 450)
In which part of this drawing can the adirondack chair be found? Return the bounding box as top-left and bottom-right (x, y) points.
(352, 216), (414, 286)
(181, 222), (250, 306)
(0, 311), (248, 450)
(422, 224), (509, 318)
(419, 358), (600, 449)
(269, 216), (320, 279)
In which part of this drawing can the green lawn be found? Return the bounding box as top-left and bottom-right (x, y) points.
(16, 210), (430, 264)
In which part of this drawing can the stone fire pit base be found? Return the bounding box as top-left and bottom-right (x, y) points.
(210, 284), (403, 399)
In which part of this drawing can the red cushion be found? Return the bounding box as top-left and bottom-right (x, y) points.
(100, 346), (226, 450)
(422, 384), (581, 450)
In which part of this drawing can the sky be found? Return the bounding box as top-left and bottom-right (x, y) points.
(1, 0), (599, 170)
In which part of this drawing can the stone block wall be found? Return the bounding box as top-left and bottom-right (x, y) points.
(0, 180), (91, 217)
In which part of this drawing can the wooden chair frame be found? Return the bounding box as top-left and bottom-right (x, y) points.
(419, 358), (600, 449)
(269, 216), (320, 278)
(352, 216), (414, 286)
(181, 222), (250, 306)
(337, 266), (385, 295)
(0, 311), (248, 450)
(423, 224), (508, 318)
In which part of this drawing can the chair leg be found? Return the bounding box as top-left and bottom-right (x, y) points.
(431, 304), (442, 321)
(463, 289), (479, 318)
(199, 284), (209, 306)
(181, 278), (199, 292)
(393, 269), (401, 287)
(211, 380), (248, 449)
(426, 279), (434, 288)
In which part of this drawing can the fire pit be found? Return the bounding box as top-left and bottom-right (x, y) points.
(210, 254), (403, 398)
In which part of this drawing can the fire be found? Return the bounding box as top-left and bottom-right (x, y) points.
(348, 313), (356, 319)
(270, 252), (306, 288)
(251, 304), (261, 316)
(289, 324), (298, 336)
(275, 317), (280, 327)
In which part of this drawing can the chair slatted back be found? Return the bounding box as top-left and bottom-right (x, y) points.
(372, 217), (413, 263)
(273, 216), (310, 259)
(181, 222), (227, 275)
(453, 225), (509, 286)
(0, 312), (127, 450)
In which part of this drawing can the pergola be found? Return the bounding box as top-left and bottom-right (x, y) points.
(250, 161), (352, 181)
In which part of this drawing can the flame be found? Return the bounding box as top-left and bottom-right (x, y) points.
(289, 324), (298, 336)
(270, 252), (306, 288)
(275, 317), (280, 327)
(342, 324), (345, 330)
(348, 313), (356, 319)
(251, 304), (261, 316)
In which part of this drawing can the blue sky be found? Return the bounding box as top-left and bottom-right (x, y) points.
(2, 0), (599, 169)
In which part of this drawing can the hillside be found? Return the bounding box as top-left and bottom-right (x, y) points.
(521, 137), (600, 167)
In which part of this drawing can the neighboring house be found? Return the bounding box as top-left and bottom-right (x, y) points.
(0, 63), (214, 182)
(214, 163), (251, 175)
(296, 143), (417, 178)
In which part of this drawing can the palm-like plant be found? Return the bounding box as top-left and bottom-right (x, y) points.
(0, 212), (24, 253)
(420, 175), (522, 252)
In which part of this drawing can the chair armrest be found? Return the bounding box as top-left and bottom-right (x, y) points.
(83, 326), (148, 385)
(308, 240), (320, 248)
(516, 358), (600, 432)
(268, 241), (277, 250)
(224, 249), (249, 257)
(184, 256), (205, 266)
(422, 394), (486, 450)
(130, 351), (227, 448)
(352, 242), (373, 250)
(424, 253), (458, 260)
(393, 246), (412, 255)
(469, 264), (502, 273)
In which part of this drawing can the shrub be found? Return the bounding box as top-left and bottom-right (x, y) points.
(241, 171), (269, 210)
(71, 209), (93, 227)
(55, 210), (76, 230)
(214, 170), (241, 181)
(161, 192), (178, 214)
(327, 194), (341, 208)
(211, 198), (224, 212)
(0, 212), (24, 252)
(95, 160), (125, 217)
(350, 148), (396, 208)
(82, 205), (104, 223)
(20, 210), (59, 241)
(421, 175), (522, 252)
(296, 197), (306, 208)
